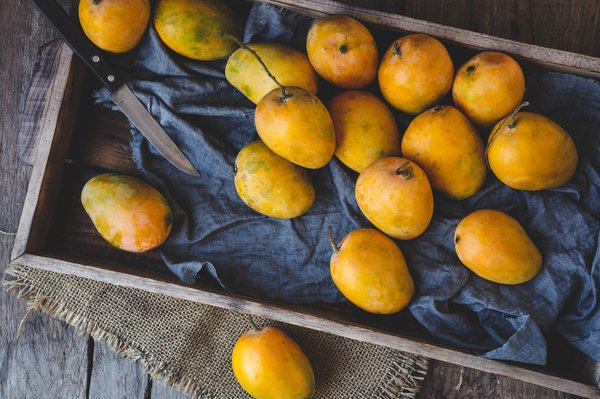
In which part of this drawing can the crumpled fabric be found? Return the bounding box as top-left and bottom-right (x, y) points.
(96, 2), (600, 365)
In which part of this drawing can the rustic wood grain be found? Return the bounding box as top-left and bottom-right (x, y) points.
(3, 0), (600, 398)
(0, 1), (90, 398)
(12, 253), (600, 398)
(403, 0), (600, 58)
(262, 0), (600, 78)
(88, 340), (149, 399)
(151, 381), (192, 399)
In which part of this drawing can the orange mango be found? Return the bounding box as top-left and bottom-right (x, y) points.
(306, 16), (378, 89)
(355, 157), (434, 240)
(454, 209), (542, 284)
(255, 87), (335, 169)
(79, 0), (150, 53)
(453, 52), (525, 127)
(81, 173), (172, 252)
(330, 228), (414, 314)
(402, 105), (486, 199)
(487, 111), (578, 191)
(378, 34), (453, 114)
(232, 326), (315, 399)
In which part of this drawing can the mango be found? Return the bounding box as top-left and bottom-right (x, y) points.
(154, 0), (242, 60)
(453, 52), (525, 127)
(378, 34), (453, 114)
(234, 141), (315, 219)
(329, 228), (414, 314)
(402, 105), (486, 199)
(226, 43), (318, 104)
(306, 16), (378, 89)
(327, 91), (401, 173)
(81, 173), (172, 252)
(255, 87), (335, 169)
(79, 0), (150, 53)
(232, 326), (315, 399)
(355, 157), (434, 240)
(487, 111), (578, 191)
(454, 209), (542, 284)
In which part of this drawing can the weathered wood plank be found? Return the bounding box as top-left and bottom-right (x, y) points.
(420, 362), (580, 399)
(151, 381), (191, 399)
(0, 2), (89, 398)
(10, 41), (84, 261)
(13, 253), (600, 398)
(403, 0), (599, 57)
(260, 0), (600, 78)
(88, 340), (148, 399)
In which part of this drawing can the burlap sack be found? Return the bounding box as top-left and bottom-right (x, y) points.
(4, 264), (428, 398)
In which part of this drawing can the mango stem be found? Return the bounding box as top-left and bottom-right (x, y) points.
(244, 314), (261, 332)
(328, 226), (340, 254)
(507, 101), (530, 129)
(395, 154), (419, 179)
(485, 101), (530, 167)
(223, 33), (289, 100)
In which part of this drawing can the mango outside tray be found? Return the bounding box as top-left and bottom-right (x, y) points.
(10, 0), (600, 397)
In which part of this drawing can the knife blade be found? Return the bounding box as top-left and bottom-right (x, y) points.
(31, 0), (200, 177)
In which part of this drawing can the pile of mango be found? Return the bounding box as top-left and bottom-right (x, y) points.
(78, 1), (579, 398)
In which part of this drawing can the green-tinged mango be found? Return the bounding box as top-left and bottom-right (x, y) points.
(327, 91), (401, 173)
(234, 141), (315, 219)
(81, 173), (172, 252)
(154, 0), (242, 60)
(226, 43), (318, 104)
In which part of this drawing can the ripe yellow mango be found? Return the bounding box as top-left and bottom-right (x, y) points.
(329, 228), (414, 314)
(454, 209), (542, 284)
(402, 105), (486, 199)
(234, 141), (315, 219)
(232, 326), (315, 399)
(378, 34), (453, 114)
(355, 157), (434, 240)
(79, 0), (150, 53)
(453, 52), (525, 127)
(255, 87), (335, 169)
(154, 0), (242, 60)
(327, 91), (400, 173)
(81, 173), (172, 252)
(226, 43), (318, 104)
(487, 111), (578, 191)
(306, 15), (378, 89)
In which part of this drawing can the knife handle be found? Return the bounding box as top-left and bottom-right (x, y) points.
(31, 0), (121, 91)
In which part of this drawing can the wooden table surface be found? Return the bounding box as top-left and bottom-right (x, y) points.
(1, 1), (599, 398)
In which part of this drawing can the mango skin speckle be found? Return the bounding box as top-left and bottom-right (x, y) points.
(154, 0), (243, 60)
(234, 141), (315, 219)
(81, 173), (172, 252)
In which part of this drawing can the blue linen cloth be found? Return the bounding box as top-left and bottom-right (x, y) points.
(96, 3), (600, 366)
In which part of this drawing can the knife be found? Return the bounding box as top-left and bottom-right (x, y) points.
(31, 0), (200, 177)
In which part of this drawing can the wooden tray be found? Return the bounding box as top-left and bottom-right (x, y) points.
(10, 0), (600, 397)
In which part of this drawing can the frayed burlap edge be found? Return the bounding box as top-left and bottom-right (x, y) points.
(3, 263), (429, 398)
(3, 264), (213, 399)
